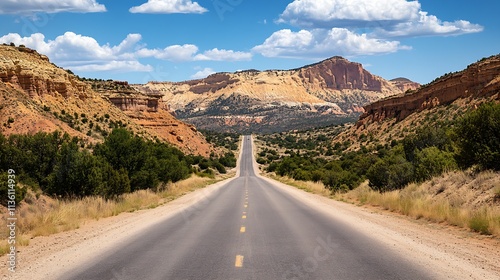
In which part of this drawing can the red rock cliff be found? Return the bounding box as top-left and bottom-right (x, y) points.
(358, 55), (500, 124)
(298, 57), (384, 91)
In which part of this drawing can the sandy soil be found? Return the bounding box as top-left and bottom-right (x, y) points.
(2, 137), (499, 279)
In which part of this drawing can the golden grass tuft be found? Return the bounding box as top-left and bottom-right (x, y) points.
(270, 175), (332, 197)
(342, 172), (500, 236)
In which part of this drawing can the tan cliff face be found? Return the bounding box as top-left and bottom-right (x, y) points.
(0, 46), (90, 99)
(134, 57), (408, 133)
(358, 55), (500, 125)
(0, 45), (213, 156)
(390, 78), (421, 93)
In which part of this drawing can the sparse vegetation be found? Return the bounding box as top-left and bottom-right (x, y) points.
(0, 128), (237, 201)
(258, 102), (500, 235)
(201, 130), (240, 151)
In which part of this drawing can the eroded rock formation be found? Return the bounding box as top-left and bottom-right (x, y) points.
(0, 44), (213, 156)
(358, 55), (500, 125)
(135, 57), (410, 133)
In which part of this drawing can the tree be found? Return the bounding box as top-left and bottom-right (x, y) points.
(366, 146), (415, 191)
(454, 103), (500, 171)
(414, 147), (457, 181)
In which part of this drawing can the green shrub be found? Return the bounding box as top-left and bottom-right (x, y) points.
(455, 103), (500, 171)
(414, 147), (457, 181)
(367, 146), (415, 191)
(256, 157), (267, 164)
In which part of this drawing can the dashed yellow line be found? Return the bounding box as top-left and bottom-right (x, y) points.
(242, 215), (247, 219)
(235, 255), (244, 268)
(240, 226), (246, 233)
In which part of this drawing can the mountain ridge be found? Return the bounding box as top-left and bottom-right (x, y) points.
(134, 56), (419, 133)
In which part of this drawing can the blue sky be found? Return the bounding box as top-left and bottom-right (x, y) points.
(0, 0), (497, 84)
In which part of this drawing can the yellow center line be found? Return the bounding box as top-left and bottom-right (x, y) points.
(235, 255), (244, 268)
(240, 226), (246, 233)
(242, 215), (247, 219)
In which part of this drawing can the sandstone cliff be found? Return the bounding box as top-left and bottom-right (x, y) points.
(135, 57), (407, 133)
(0, 44), (212, 156)
(0, 46), (89, 99)
(358, 55), (500, 125)
(390, 78), (421, 93)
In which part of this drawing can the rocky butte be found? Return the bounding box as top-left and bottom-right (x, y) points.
(0, 44), (213, 156)
(358, 54), (500, 125)
(134, 57), (419, 133)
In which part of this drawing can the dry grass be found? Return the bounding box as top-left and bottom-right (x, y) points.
(342, 172), (500, 236)
(0, 174), (229, 255)
(269, 171), (500, 237)
(269, 175), (332, 197)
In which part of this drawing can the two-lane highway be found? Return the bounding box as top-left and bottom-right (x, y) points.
(64, 136), (431, 279)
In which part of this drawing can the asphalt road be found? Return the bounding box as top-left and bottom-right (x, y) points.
(64, 136), (431, 280)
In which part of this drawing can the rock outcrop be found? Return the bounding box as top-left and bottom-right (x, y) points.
(298, 57), (384, 91)
(108, 96), (159, 112)
(390, 77), (421, 92)
(358, 55), (500, 125)
(0, 46), (89, 99)
(135, 57), (407, 133)
(0, 44), (213, 156)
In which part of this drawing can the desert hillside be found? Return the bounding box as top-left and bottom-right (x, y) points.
(134, 57), (419, 133)
(334, 54), (500, 150)
(0, 44), (213, 156)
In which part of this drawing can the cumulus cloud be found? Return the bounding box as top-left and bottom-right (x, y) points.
(0, 32), (251, 73)
(253, 28), (405, 59)
(278, 0), (483, 38)
(278, 0), (420, 28)
(0, 32), (152, 72)
(191, 68), (216, 79)
(0, 0), (106, 14)
(194, 49), (252, 61)
(374, 11), (484, 38)
(130, 0), (207, 14)
(137, 44), (200, 61)
(138, 46), (252, 62)
(258, 0), (483, 59)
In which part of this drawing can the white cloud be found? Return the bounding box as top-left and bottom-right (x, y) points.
(0, 32), (152, 72)
(0, 32), (252, 74)
(277, 0), (483, 38)
(191, 68), (216, 79)
(138, 46), (252, 62)
(194, 49), (252, 61)
(137, 44), (200, 61)
(130, 0), (207, 14)
(279, 0), (420, 28)
(374, 11), (484, 38)
(0, 0), (106, 14)
(253, 28), (405, 59)
(69, 61), (153, 72)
